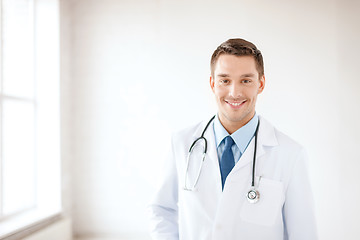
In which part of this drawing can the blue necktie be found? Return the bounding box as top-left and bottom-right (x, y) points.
(220, 136), (235, 190)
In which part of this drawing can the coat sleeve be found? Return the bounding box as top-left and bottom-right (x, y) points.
(283, 148), (318, 240)
(148, 135), (179, 240)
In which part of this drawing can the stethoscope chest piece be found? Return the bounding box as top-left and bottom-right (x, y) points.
(247, 188), (260, 204)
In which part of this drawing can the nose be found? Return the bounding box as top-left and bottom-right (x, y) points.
(229, 82), (242, 99)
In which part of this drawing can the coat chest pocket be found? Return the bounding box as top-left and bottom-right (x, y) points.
(240, 177), (285, 226)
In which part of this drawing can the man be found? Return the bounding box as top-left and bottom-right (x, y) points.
(149, 38), (317, 240)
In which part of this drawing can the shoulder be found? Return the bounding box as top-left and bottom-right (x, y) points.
(259, 116), (309, 185)
(172, 118), (212, 139)
(275, 128), (304, 151)
(173, 121), (202, 139)
(171, 117), (214, 150)
(259, 115), (305, 154)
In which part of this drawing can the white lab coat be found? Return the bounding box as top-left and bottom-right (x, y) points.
(148, 116), (317, 240)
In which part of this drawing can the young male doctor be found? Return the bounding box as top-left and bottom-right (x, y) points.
(148, 38), (317, 240)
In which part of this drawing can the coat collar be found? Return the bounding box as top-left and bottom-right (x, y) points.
(226, 115), (278, 171)
(256, 115), (279, 154)
(196, 115), (278, 155)
(191, 115), (279, 191)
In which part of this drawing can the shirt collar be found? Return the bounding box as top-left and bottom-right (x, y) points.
(214, 113), (259, 154)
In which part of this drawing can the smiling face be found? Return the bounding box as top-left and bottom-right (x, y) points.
(210, 54), (265, 134)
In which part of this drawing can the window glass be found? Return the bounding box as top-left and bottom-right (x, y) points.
(2, 0), (34, 98)
(2, 100), (36, 216)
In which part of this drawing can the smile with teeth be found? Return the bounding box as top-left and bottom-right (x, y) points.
(226, 100), (246, 107)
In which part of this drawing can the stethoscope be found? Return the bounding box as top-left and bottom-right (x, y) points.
(183, 115), (261, 204)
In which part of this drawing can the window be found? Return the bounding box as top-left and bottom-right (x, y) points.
(0, 0), (61, 238)
(1, 0), (36, 219)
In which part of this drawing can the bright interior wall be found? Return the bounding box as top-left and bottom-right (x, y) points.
(64, 0), (360, 239)
(336, 0), (360, 238)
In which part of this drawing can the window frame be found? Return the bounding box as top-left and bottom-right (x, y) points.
(0, 0), (62, 238)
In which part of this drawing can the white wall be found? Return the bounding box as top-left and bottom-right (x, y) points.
(336, 1), (360, 238)
(63, 0), (360, 239)
(60, 0), (74, 220)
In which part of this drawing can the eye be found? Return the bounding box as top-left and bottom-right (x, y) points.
(242, 79), (252, 84)
(220, 79), (230, 84)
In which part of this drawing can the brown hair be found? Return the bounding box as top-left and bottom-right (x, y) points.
(210, 38), (264, 78)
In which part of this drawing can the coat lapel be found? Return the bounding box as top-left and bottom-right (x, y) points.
(194, 115), (278, 193)
(201, 119), (223, 195)
(231, 115), (279, 173)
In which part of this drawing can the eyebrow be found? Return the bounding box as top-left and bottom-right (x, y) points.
(217, 73), (230, 78)
(216, 73), (256, 78)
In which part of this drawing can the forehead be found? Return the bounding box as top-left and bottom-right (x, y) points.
(214, 54), (258, 77)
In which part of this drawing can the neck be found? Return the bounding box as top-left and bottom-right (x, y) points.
(219, 113), (255, 135)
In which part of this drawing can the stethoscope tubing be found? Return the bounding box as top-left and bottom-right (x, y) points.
(251, 122), (260, 187)
(188, 115), (216, 154)
(185, 115), (260, 202)
(184, 115), (215, 191)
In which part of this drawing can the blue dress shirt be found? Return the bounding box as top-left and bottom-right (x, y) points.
(213, 114), (259, 164)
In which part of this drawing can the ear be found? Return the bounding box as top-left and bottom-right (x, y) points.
(257, 75), (265, 94)
(210, 75), (215, 93)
